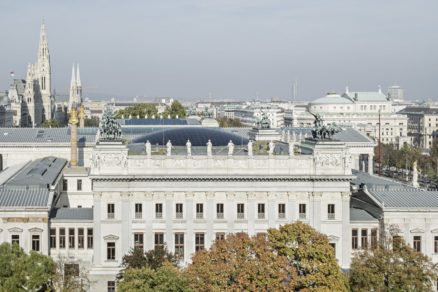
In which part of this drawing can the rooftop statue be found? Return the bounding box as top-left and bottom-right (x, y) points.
(256, 112), (270, 129)
(100, 106), (122, 140)
(309, 112), (340, 140)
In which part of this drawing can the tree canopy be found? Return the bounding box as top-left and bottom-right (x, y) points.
(163, 100), (186, 118)
(0, 242), (56, 291)
(187, 222), (347, 291)
(115, 103), (158, 119)
(350, 234), (438, 291)
(269, 221), (349, 291)
(42, 119), (60, 128)
(186, 233), (294, 291)
(218, 117), (244, 127)
(117, 263), (190, 292)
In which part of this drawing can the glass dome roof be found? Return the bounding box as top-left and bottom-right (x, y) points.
(131, 127), (249, 146)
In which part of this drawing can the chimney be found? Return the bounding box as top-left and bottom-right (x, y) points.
(69, 107), (79, 167)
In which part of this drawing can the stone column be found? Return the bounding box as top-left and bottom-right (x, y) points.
(311, 192), (322, 230)
(93, 192), (102, 265)
(121, 192), (131, 257)
(368, 154), (374, 174)
(268, 192), (277, 229)
(226, 192), (235, 233)
(144, 192), (153, 250)
(288, 192), (297, 222)
(341, 192), (351, 269)
(206, 192), (215, 248)
(165, 192), (173, 252)
(247, 192), (256, 236)
(185, 192), (194, 261)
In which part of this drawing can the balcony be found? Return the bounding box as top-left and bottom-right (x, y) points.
(196, 213), (203, 219)
(237, 213), (244, 219)
(107, 213), (114, 219)
(278, 213), (286, 219)
(135, 212), (142, 219)
(328, 213), (335, 220)
(155, 212), (163, 219)
(217, 213), (224, 219)
(258, 213), (265, 219)
(299, 213), (306, 220)
(176, 212), (183, 219)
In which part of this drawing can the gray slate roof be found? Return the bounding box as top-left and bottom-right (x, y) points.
(0, 157), (67, 208)
(50, 208), (93, 220)
(0, 188), (50, 207)
(353, 170), (438, 208)
(350, 207), (378, 222)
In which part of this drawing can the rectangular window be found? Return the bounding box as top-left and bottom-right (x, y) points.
(413, 236), (422, 252)
(50, 228), (56, 249)
(435, 236), (438, 253)
(328, 204), (335, 220)
(134, 233), (144, 250)
(216, 232), (225, 241)
(64, 263), (79, 277)
(278, 203), (286, 219)
(155, 203), (163, 219)
(11, 234), (19, 246)
(393, 236), (401, 251)
(371, 228), (378, 249)
(329, 243), (336, 256)
(107, 242), (116, 260)
(196, 203), (204, 219)
(107, 203), (115, 219)
(87, 228), (93, 249)
(175, 233), (184, 259)
(59, 228), (66, 249)
(107, 281), (116, 292)
(69, 228), (75, 249)
(176, 203), (183, 219)
(154, 233), (164, 249)
(257, 203), (265, 219)
(78, 228), (84, 249)
(135, 203), (142, 219)
(237, 203), (245, 219)
(216, 203), (224, 219)
(77, 179), (82, 191)
(63, 179), (68, 191)
(32, 235), (40, 251)
(195, 233), (205, 252)
(299, 204), (306, 219)
(352, 229), (358, 250)
(361, 229), (368, 249)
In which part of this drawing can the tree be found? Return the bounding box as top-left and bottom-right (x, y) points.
(84, 116), (100, 127)
(115, 103), (158, 119)
(218, 117), (244, 127)
(0, 242), (56, 291)
(42, 119), (60, 128)
(52, 256), (89, 292)
(117, 263), (190, 292)
(186, 233), (294, 291)
(163, 100), (186, 118)
(118, 246), (177, 281)
(268, 221), (349, 291)
(350, 234), (438, 291)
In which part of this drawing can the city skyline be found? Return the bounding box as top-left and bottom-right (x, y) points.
(1, 0), (437, 101)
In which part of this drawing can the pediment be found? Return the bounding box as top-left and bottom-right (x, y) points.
(431, 228), (438, 233)
(103, 234), (119, 241)
(410, 228), (425, 233)
(8, 227), (23, 233)
(28, 227), (44, 233)
(328, 235), (340, 241)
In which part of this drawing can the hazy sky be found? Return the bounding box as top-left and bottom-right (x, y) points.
(0, 0), (437, 101)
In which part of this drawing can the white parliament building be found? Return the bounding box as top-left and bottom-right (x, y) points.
(0, 122), (438, 291)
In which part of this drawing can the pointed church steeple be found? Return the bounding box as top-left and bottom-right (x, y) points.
(38, 21), (49, 60)
(76, 64), (81, 87)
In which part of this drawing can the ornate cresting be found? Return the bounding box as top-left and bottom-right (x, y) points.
(99, 107), (122, 140)
(309, 112), (340, 140)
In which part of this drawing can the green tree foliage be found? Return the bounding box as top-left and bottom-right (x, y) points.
(350, 235), (438, 291)
(84, 116), (100, 127)
(118, 246), (178, 281)
(218, 117), (244, 127)
(42, 119), (60, 128)
(117, 263), (190, 292)
(0, 242), (56, 291)
(163, 100), (186, 118)
(115, 103), (158, 119)
(268, 221), (349, 291)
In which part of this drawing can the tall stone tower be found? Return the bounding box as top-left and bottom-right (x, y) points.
(22, 22), (53, 127)
(68, 64), (82, 110)
(36, 22), (52, 121)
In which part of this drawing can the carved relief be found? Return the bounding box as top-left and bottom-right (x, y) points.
(315, 153), (342, 167)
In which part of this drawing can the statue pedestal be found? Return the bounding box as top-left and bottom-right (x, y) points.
(248, 128), (281, 141)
